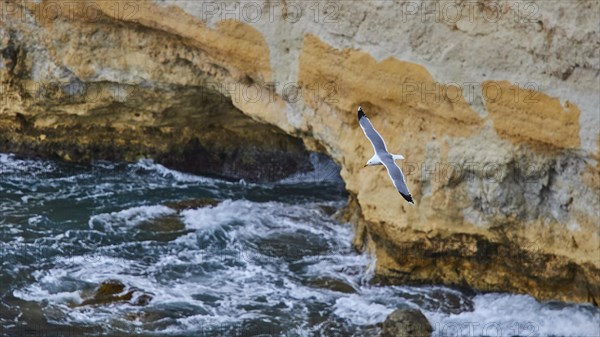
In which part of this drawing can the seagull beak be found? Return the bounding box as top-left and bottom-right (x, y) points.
(363, 164), (368, 168)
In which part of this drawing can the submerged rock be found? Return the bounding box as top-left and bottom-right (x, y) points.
(306, 277), (357, 294)
(79, 280), (152, 307)
(380, 308), (432, 337)
(137, 215), (185, 233)
(135, 198), (219, 241)
(164, 198), (219, 212)
(133, 294), (153, 307)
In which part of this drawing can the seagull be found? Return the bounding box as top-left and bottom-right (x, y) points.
(357, 106), (414, 204)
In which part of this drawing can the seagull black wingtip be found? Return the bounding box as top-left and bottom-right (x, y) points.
(400, 193), (414, 204)
(357, 106), (366, 121)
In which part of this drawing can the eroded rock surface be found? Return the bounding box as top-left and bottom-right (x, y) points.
(79, 279), (152, 307)
(0, 3), (311, 182)
(380, 308), (433, 337)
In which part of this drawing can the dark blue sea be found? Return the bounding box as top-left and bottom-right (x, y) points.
(1, 153), (598, 336)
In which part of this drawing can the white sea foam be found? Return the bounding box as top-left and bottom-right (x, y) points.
(13, 286), (83, 307)
(426, 293), (600, 337)
(179, 199), (255, 232)
(181, 199), (347, 239)
(132, 159), (220, 185)
(5, 166), (599, 337)
(333, 295), (394, 326)
(0, 153), (56, 175)
(88, 205), (176, 231)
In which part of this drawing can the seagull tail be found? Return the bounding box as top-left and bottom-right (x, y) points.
(400, 193), (414, 204)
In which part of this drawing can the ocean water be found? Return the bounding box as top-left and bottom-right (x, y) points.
(0, 152), (598, 337)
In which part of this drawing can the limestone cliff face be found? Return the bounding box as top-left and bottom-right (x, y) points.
(1, 1), (598, 304)
(0, 0), (312, 182)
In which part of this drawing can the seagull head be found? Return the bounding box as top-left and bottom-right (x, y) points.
(358, 106), (362, 112)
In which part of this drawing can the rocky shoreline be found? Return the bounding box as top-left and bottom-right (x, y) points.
(1, 0), (598, 305)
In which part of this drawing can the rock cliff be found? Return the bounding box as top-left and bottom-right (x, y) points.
(1, 0), (598, 304)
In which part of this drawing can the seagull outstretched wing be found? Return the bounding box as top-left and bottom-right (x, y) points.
(358, 108), (388, 155)
(381, 155), (414, 204)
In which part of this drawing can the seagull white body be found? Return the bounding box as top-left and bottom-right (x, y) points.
(358, 106), (414, 204)
(366, 153), (405, 166)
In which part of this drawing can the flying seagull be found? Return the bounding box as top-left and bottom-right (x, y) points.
(358, 106), (414, 204)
